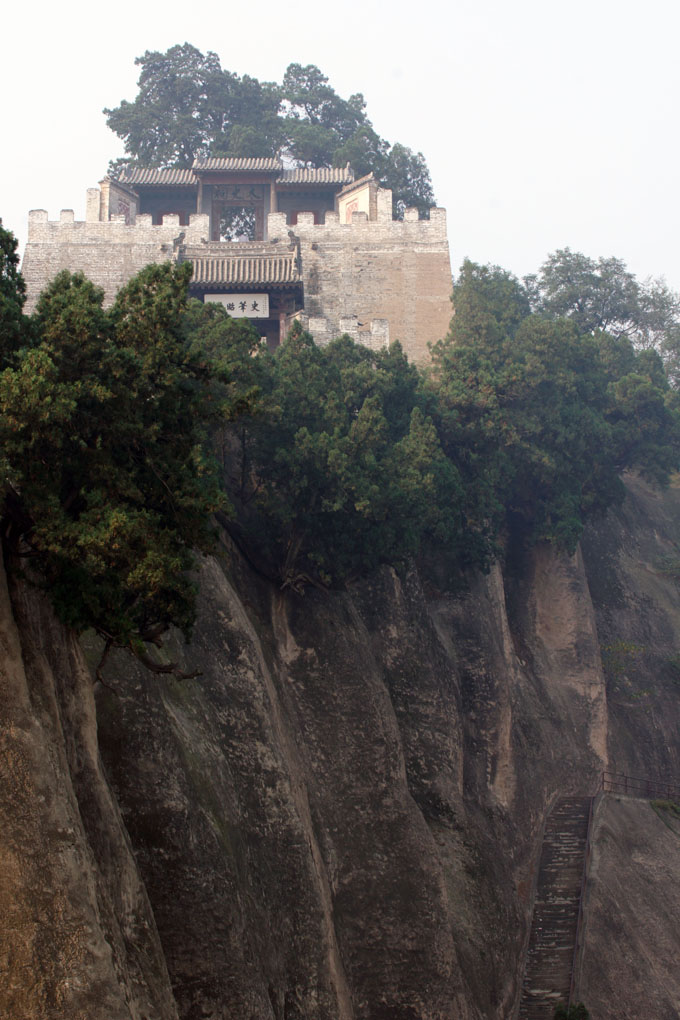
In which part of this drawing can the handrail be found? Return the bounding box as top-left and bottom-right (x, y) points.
(601, 770), (680, 802)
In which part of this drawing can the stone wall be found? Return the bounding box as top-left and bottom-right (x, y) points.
(21, 210), (210, 312)
(21, 186), (452, 363)
(99, 179), (139, 224)
(267, 202), (452, 363)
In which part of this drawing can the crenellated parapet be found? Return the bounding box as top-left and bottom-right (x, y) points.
(26, 208), (211, 239)
(266, 202), (448, 242)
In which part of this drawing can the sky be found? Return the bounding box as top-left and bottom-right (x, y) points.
(3, 0), (680, 288)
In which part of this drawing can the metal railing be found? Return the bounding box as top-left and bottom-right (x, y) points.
(601, 769), (680, 802)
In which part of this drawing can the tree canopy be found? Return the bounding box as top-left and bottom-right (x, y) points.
(105, 45), (434, 216)
(428, 259), (680, 553)
(0, 221), (27, 362)
(223, 325), (459, 588)
(0, 255), (254, 675)
(526, 248), (680, 384)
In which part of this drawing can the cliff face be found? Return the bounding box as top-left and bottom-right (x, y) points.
(2, 475), (679, 1020)
(579, 796), (680, 1020)
(0, 550), (178, 1020)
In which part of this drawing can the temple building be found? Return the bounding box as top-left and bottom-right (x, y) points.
(22, 158), (453, 363)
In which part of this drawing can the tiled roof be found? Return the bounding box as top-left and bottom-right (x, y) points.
(116, 161), (355, 187)
(188, 252), (300, 287)
(117, 167), (197, 186)
(193, 157), (282, 172)
(276, 167), (354, 185)
(337, 172), (376, 196)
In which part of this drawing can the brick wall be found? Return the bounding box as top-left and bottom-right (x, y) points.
(267, 201), (452, 363)
(22, 210), (210, 312)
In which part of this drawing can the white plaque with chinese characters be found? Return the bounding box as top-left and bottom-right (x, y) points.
(205, 294), (269, 318)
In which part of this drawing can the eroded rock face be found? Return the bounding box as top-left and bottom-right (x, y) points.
(581, 474), (680, 779)
(0, 556), (177, 1020)
(2, 475), (680, 1019)
(579, 796), (680, 1020)
(93, 528), (608, 1019)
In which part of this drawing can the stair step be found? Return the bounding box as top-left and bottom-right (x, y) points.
(517, 796), (592, 1019)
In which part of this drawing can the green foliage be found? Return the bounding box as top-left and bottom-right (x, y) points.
(653, 548), (680, 581)
(332, 124), (389, 180)
(0, 258), (253, 670)
(281, 62), (365, 164)
(380, 143), (435, 219)
(600, 641), (645, 683)
(105, 47), (435, 215)
(527, 248), (680, 386)
(105, 44), (282, 171)
(226, 327), (461, 588)
(4, 224), (680, 669)
(664, 653), (680, 690)
(0, 220), (28, 362)
(429, 260), (680, 555)
(650, 800), (680, 837)
(554, 1004), (590, 1020)
(650, 799), (680, 818)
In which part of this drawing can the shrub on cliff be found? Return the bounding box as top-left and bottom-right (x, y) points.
(3, 228), (679, 666)
(0, 258), (253, 675)
(0, 222), (29, 365)
(428, 259), (680, 554)
(224, 324), (463, 589)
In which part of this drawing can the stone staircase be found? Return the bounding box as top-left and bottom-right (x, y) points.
(517, 796), (592, 1019)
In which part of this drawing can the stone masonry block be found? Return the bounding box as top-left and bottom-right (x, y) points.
(86, 189), (100, 221)
(377, 190), (393, 222)
(187, 214), (210, 240)
(370, 319), (390, 346)
(267, 213), (288, 238)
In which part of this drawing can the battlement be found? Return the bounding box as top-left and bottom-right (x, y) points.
(26, 202), (447, 245)
(27, 209), (211, 244)
(266, 206), (448, 243)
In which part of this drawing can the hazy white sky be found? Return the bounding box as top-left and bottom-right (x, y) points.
(3, 0), (679, 288)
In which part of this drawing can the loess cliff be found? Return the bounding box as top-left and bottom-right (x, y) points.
(2, 473), (680, 1019)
